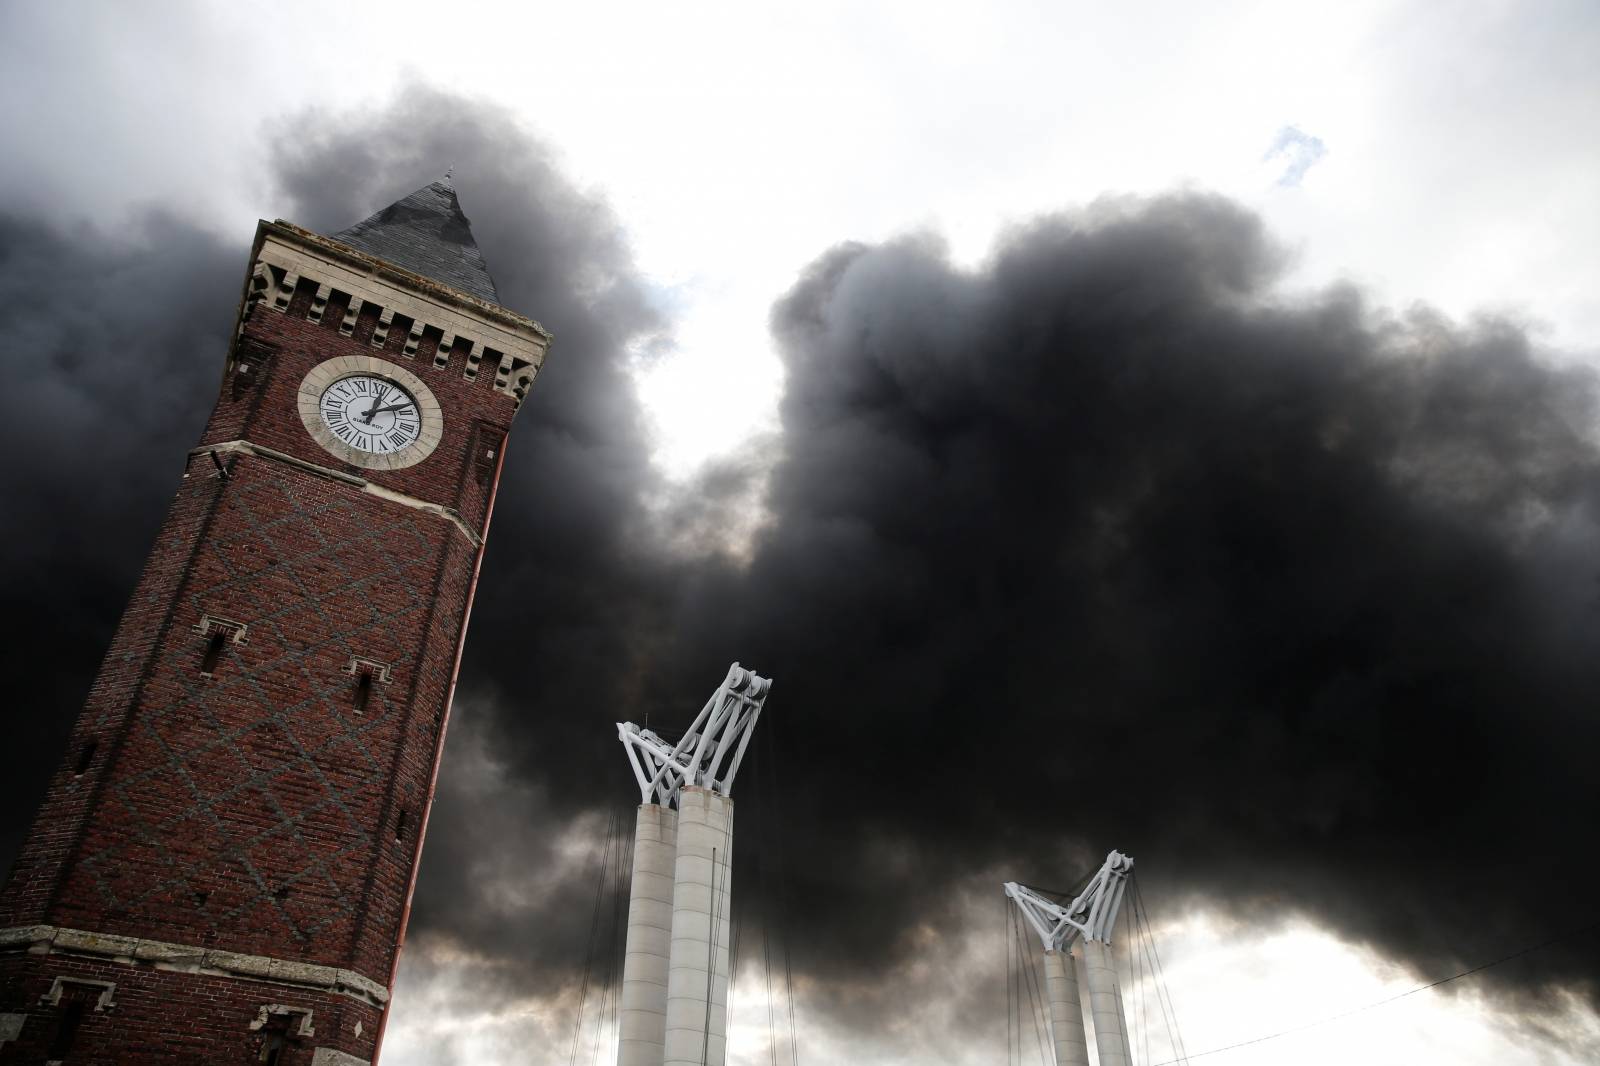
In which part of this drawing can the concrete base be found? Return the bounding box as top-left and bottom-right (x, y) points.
(1081, 939), (1132, 1066)
(662, 788), (735, 1066)
(1043, 949), (1090, 1066)
(618, 804), (679, 1066)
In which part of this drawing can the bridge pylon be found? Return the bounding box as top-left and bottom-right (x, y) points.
(616, 663), (772, 1066)
(1005, 850), (1135, 1066)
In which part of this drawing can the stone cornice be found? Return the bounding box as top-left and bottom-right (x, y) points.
(264, 220), (550, 340)
(0, 924), (389, 1009)
(246, 221), (551, 409)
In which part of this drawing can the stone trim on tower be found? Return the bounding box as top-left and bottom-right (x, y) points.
(244, 222), (550, 409)
(190, 441), (485, 546)
(0, 924), (389, 1008)
(38, 976), (117, 1011)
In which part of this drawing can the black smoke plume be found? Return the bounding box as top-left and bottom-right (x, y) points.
(2, 87), (1595, 1057)
(710, 198), (1600, 1024)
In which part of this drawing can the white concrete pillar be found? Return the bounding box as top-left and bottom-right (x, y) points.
(618, 803), (679, 1066)
(662, 787), (735, 1066)
(1042, 949), (1090, 1066)
(1081, 939), (1132, 1066)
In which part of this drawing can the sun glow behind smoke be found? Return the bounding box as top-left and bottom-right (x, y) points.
(1129, 914), (1598, 1066)
(385, 905), (1596, 1066)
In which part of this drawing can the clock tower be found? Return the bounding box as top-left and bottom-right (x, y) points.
(0, 181), (549, 1065)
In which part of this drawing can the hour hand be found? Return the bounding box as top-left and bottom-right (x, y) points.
(371, 402), (413, 416)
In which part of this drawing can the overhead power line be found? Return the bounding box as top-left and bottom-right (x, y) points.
(1147, 917), (1600, 1065)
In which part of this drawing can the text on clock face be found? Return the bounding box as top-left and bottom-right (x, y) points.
(318, 375), (422, 454)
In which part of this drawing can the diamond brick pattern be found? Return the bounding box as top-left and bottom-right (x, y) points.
(53, 459), (449, 963)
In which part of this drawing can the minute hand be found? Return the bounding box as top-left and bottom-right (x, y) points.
(369, 403), (413, 416)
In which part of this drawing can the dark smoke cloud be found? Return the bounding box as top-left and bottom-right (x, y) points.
(3, 85), (1597, 1059)
(0, 210), (239, 861)
(702, 195), (1600, 1018)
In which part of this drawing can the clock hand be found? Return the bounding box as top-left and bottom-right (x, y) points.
(360, 386), (388, 424)
(370, 402), (413, 416)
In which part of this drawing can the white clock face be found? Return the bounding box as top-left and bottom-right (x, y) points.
(318, 375), (423, 455)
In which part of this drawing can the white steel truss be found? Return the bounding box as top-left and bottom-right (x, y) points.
(1005, 850), (1135, 950)
(618, 662), (773, 807)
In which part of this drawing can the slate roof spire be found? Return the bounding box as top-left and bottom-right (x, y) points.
(330, 180), (501, 305)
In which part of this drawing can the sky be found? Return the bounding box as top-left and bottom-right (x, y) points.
(2, 2), (1598, 1064)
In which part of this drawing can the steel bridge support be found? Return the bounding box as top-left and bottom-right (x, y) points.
(616, 664), (771, 1066)
(662, 787), (735, 1066)
(1042, 948), (1091, 1066)
(618, 803), (678, 1066)
(1005, 850), (1135, 1066)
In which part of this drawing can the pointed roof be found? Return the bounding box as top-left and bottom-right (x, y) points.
(329, 180), (501, 305)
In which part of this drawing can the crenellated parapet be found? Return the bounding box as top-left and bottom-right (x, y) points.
(242, 221), (552, 408)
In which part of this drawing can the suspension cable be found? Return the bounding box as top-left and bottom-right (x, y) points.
(595, 814), (633, 1066)
(1126, 892), (1147, 1066)
(1133, 879), (1179, 1065)
(1138, 899), (1154, 1066)
(1133, 878), (1189, 1065)
(1006, 895), (1016, 1066)
(1011, 899), (1051, 1065)
(763, 709), (802, 1066)
(1121, 899), (1136, 1064)
(568, 810), (618, 1066)
(754, 724), (778, 1066)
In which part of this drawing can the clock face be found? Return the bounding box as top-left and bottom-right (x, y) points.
(297, 356), (442, 470)
(318, 375), (423, 455)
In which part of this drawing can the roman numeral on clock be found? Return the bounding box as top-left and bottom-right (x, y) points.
(318, 374), (426, 458)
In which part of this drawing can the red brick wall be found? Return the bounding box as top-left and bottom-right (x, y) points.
(0, 258), (522, 1062)
(0, 953), (381, 1065)
(0, 464), (225, 929)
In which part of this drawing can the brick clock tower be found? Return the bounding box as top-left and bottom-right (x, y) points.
(0, 182), (549, 1064)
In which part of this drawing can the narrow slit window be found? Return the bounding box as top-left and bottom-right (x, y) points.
(48, 998), (88, 1059)
(260, 1031), (287, 1065)
(200, 630), (228, 675)
(396, 808), (410, 842)
(195, 616), (246, 676)
(74, 740), (97, 776)
(354, 670), (373, 713)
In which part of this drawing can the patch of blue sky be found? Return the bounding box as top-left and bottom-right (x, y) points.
(1264, 125), (1328, 187)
